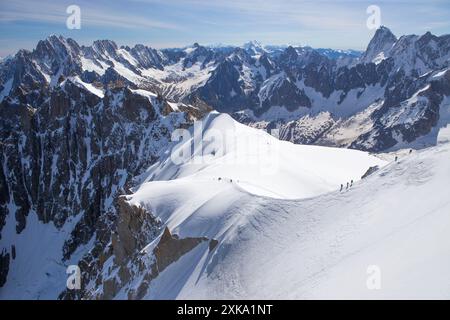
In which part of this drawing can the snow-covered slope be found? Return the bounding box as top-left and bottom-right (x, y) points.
(135, 112), (385, 199)
(120, 118), (450, 299)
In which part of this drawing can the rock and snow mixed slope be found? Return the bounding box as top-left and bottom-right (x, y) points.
(0, 81), (210, 298)
(2, 27), (449, 152)
(121, 120), (450, 299)
(234, 26), (450, 151)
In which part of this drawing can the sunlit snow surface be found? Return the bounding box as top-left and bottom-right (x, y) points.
(134, 112), (385, 200)
(3, 112), (450, 299)
(125, 116), (450, 299)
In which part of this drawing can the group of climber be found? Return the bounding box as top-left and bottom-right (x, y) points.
(217, 177), (237, 183)
(340, 149), (414, 192)
(340, 180), (354, 192)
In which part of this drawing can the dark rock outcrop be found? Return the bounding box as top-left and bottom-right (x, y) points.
(0, 249), (9, 287)
(362, 165), (380, 179)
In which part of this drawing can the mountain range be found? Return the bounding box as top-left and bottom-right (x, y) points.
(2, 26), (450, 152)
(1, 26), (450, 299)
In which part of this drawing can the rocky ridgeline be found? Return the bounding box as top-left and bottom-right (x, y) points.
(1, 27), (449, 152)
(234, 27), (450, 151)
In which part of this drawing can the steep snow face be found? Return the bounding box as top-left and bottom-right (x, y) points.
(129, 135), (450, 300)
(134, 112), (385, 200)
(66, 76), (105, 98)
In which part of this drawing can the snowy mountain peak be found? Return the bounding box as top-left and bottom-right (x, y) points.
(420, 31), (435, 41)
(36, 34), (80, 57)
(376, 25), (396, 37)
(45, 34), (66, 45)
(361, 26), (397, 64)
(91, 39), (119, 55)
(243, 40), (265, 54)
(242, 40), (264, 49)
(243, 40), (262, 47)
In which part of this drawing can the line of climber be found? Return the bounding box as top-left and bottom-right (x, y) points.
(340, 180), (354, 192)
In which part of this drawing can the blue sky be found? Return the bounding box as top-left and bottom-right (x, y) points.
(1, 0), (450, 57)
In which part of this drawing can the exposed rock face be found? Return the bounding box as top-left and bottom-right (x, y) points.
(360, 26), (397, 64)
(123, 226), (216, 300)
(196, 58), (250, 113)
(0, 249), (9, 287)
(154, 227), (208, 273)
(112, 197), (160, 266)
(362, 166), (380, 179)
(72, 212), (213, 300)
(60, 196), (161, 300)
(0, 75), (209, 297)
(0, 99), (36, 234)
(259, 73), (311, 115)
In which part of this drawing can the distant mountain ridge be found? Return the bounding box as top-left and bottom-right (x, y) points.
(1, 27), (449, 153)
